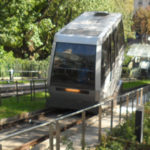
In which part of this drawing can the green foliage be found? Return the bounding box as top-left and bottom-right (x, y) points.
(97, 102), (150, 149)
(0, 0), (84, 59)
(143, 102), (150, 144)
(96, 115), (137, 150)
(132, 6), (150, 35)
(0, 92), (46, 119)
(110, 117), (136, 142)
(122, 67), (130, 77)
(122, 80), (150, 90)
(0, 46), (7, 58)
(62, 136), (74, 150)
(123, 55), (132, 66)
(0, 52), (49, 78)
(97, 136), (124, 150)
(0, 0), (133, 60)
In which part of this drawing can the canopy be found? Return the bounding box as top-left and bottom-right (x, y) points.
(127, 44), (150, 58)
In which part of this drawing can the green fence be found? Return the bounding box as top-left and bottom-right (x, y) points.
(0, 59), (49, 79)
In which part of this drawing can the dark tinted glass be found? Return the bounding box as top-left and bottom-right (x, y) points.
(51, 42), (96, 90)
(101, 20), (124, 86)
(111, 32), (115, 65)
(118, 21), (124, 50)
(114, 28), (118, 57)
(101, 37), (111, 87)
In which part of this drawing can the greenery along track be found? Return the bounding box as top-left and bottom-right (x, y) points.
(97, 101), (150, 150)
(0, 92), (47, 119)
(122, 80), (150, 91)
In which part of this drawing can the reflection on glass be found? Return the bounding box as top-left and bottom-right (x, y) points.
(101, 37), (111, 87)
(51, 42), (96, 90)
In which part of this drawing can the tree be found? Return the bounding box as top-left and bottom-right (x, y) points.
(132, 6), (150, 35)
(0, 0), (133, 60)
(0, 0), (84, 60)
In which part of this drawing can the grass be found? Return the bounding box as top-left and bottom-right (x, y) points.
(0, 92), (48, 119)
(122, 80), (150, 90)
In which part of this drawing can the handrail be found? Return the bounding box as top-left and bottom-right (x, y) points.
(0, 84), (149, 149)
(0, 96), (113, 141)
(119, 84), (149, 98)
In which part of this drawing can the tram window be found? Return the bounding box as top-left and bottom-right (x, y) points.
(101, 37), (111, 87)
(111, 32), (115, 65)
(118, 21), (124, 50)
(51, 42), (96, 90)
(116, 25), (120, 54)
(114, 29), (118, 57)
(138, 0), (142, 5)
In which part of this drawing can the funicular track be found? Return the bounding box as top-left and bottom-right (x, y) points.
(0, 108), (87, 150)
(0, 95), (114, 150)
(0, 108), (53, 130)
(0, 85), (150, 150)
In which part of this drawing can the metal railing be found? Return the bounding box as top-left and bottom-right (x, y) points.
(0, 85), (150, 150)
(0, 79), (48, 106)
(2, 70), (48, 80)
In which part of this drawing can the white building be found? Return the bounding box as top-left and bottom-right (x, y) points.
(134, 0), (150, 11)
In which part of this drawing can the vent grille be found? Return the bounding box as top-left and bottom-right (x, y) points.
(94, 12), (109, 17)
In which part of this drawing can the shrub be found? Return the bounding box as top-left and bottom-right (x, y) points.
(0, 51), (49, 78)
(123, 55), (132, 67)
(122, 67), (130, 77)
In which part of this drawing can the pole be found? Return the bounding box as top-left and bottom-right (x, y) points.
(0, 87), (1, 106)
(135, 106), (144, 143)
(81, 111), (86, 150)
(136, 91), (139, 107)
(56, 121), (60, 150)
(49, 124), (54, 150)
(30, 80), (33, 101)
(0, 144), (2, 150)
(140, 88), (143, 105)
(110, 100), (114, 131)
(16, 81), (19, 103)
(126, 95), (129, 118)
(33, 80), (35, 100)
(119, 97), (122, 124)
(45, 80), (47, 100)
(98, 106), (102, 143)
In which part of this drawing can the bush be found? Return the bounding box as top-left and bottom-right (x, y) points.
(97, 102), (150, 150)
(132, 6), (150, 36)
(97, 139), (124, 150)
(0, 51), (50, 78)
(122, 67), (130, 77)
(123, 55), (132, 67)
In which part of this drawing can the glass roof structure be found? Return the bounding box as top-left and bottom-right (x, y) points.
(127, 44), (150, 58)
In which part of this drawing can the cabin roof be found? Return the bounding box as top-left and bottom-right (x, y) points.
(55, 12), (122, 45)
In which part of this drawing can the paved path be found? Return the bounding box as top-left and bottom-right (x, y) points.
(33, 106), (125, 150)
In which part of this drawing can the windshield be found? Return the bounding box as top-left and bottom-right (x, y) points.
(51, 42), (96, 90)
